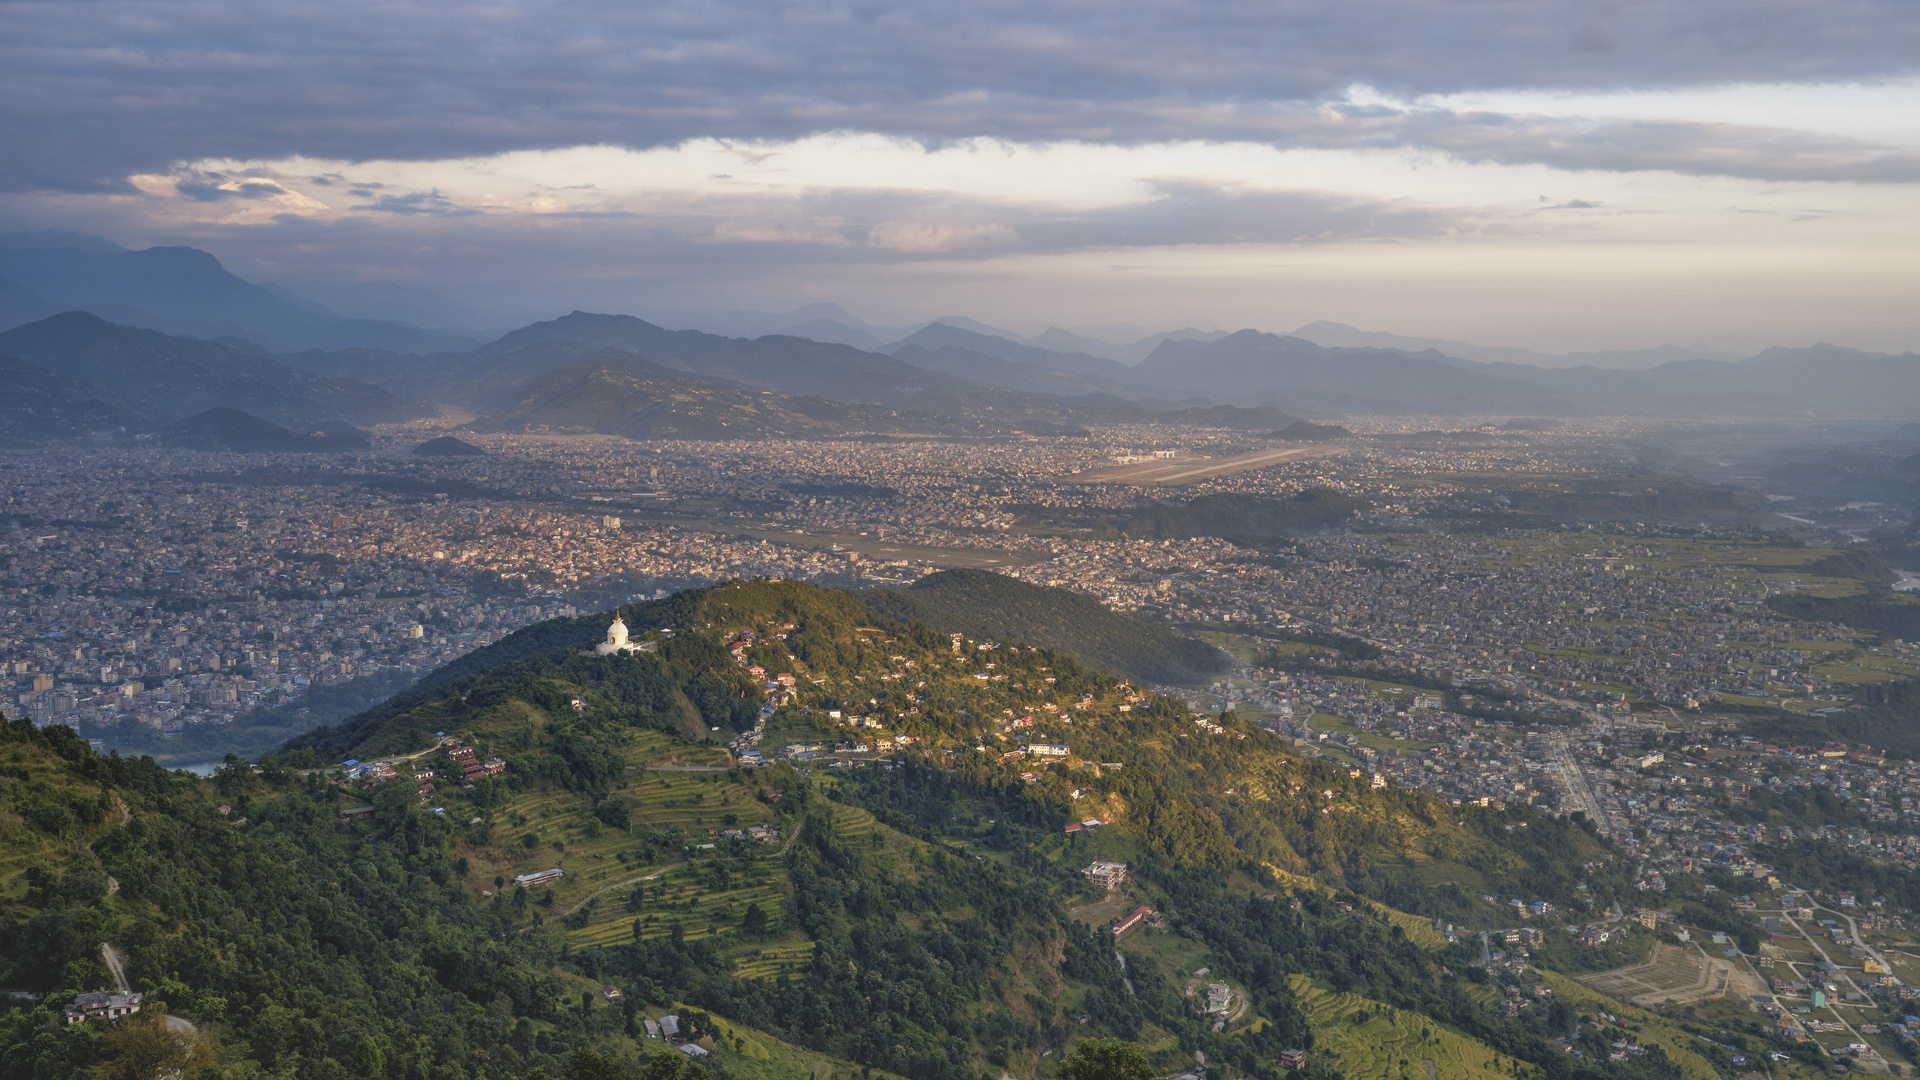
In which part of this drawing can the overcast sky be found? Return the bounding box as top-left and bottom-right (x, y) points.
(4, 0), (1920, 351)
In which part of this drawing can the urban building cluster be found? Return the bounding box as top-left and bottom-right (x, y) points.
(4, 421), (1914, 916)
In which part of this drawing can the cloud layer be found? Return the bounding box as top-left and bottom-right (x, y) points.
(5, 2), (1920, 352)
(5, 0), (1920, 191)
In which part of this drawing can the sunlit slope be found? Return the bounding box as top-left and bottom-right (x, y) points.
(294, 578), (1625, 927)
(1290, 975), (1531, 1080)
(0, 573), (1748, 1080)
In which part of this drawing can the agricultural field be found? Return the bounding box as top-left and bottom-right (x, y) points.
(1288, 974), (1530, 1080)
(1578, 942), (1755, 1008)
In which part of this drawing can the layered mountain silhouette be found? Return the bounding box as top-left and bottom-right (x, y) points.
(468, 359), (991, 440)
(0, 240), (481, 353)
(1131, 330), (1575, 414)
(7, 229), (1920, 448)
(884, 321), (1133, 379)
(1290, 319), (1736, 370)
(0, 312), (432, 430)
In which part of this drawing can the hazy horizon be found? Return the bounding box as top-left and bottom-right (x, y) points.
(4, 2), (1919, 354)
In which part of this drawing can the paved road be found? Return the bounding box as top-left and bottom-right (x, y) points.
(1837, 910), (1892, 976)
(1781, 910), (1865, 1058)
(1812, 902), (1891, 1047)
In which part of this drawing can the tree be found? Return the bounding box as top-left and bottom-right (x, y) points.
(93, 1012), (213, 1080)
(640, 1051), (686, 1080)
(353, 1035), (384, 1077)
(561, 1048), (635, 1080)
(741, 901), (768, 936)
(1057, 1038), (1156, 1080)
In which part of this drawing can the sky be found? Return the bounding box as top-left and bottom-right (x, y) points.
(4, 0), (1920, 352)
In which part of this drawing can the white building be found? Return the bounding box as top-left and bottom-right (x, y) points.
(591, 617), (656, 656)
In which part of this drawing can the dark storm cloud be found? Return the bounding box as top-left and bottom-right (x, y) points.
(2, 0), (1917, 191)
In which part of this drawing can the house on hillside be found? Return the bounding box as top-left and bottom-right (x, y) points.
(1083, 861), (1127, 890)
(1205, 982), (1232, 1014)
(64, 991), (143, 1025)
(1114, 906), (1154, 936)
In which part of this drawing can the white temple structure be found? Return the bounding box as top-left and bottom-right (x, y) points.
(591, 616), (653, 655)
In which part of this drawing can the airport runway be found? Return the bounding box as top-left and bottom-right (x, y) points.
(1064, 443), (1346, 485)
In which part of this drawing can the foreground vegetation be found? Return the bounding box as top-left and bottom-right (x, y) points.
(0, 579), (1822, 1080)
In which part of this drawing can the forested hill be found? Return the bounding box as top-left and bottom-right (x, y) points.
(3, 579), (1738, 1080)
(862, 568), (1230, 684)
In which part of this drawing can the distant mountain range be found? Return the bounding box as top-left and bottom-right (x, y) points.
(0, 234), (483, 353)
(1131, 330), (1575, 414)
(1288, 320), (1738, 370)
(292, 310), (1286, 437)
(641, 303), (1230, 363)
(0, 312), (432, 435)
(470, 360), (995, 440)
(3, 233), (1920, 450)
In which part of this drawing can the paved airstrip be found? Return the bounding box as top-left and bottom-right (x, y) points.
(1063, 443), (1347, 485)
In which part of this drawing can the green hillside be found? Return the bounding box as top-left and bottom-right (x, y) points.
(0, 579), (1761, 1080)
(862, 568), (1230, 685)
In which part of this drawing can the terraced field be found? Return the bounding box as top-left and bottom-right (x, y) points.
(569, 858), (790, 948)
(1289, 975), (1528, 1080)
(732, 943), (819, 981)
(501, 767), (928, 973)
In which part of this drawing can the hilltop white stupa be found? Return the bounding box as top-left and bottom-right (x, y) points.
(591, 616), (651, 655)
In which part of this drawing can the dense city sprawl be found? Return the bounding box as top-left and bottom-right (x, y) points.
(13, 413), (1920, 1080)
(6, 420), (1920, 875)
